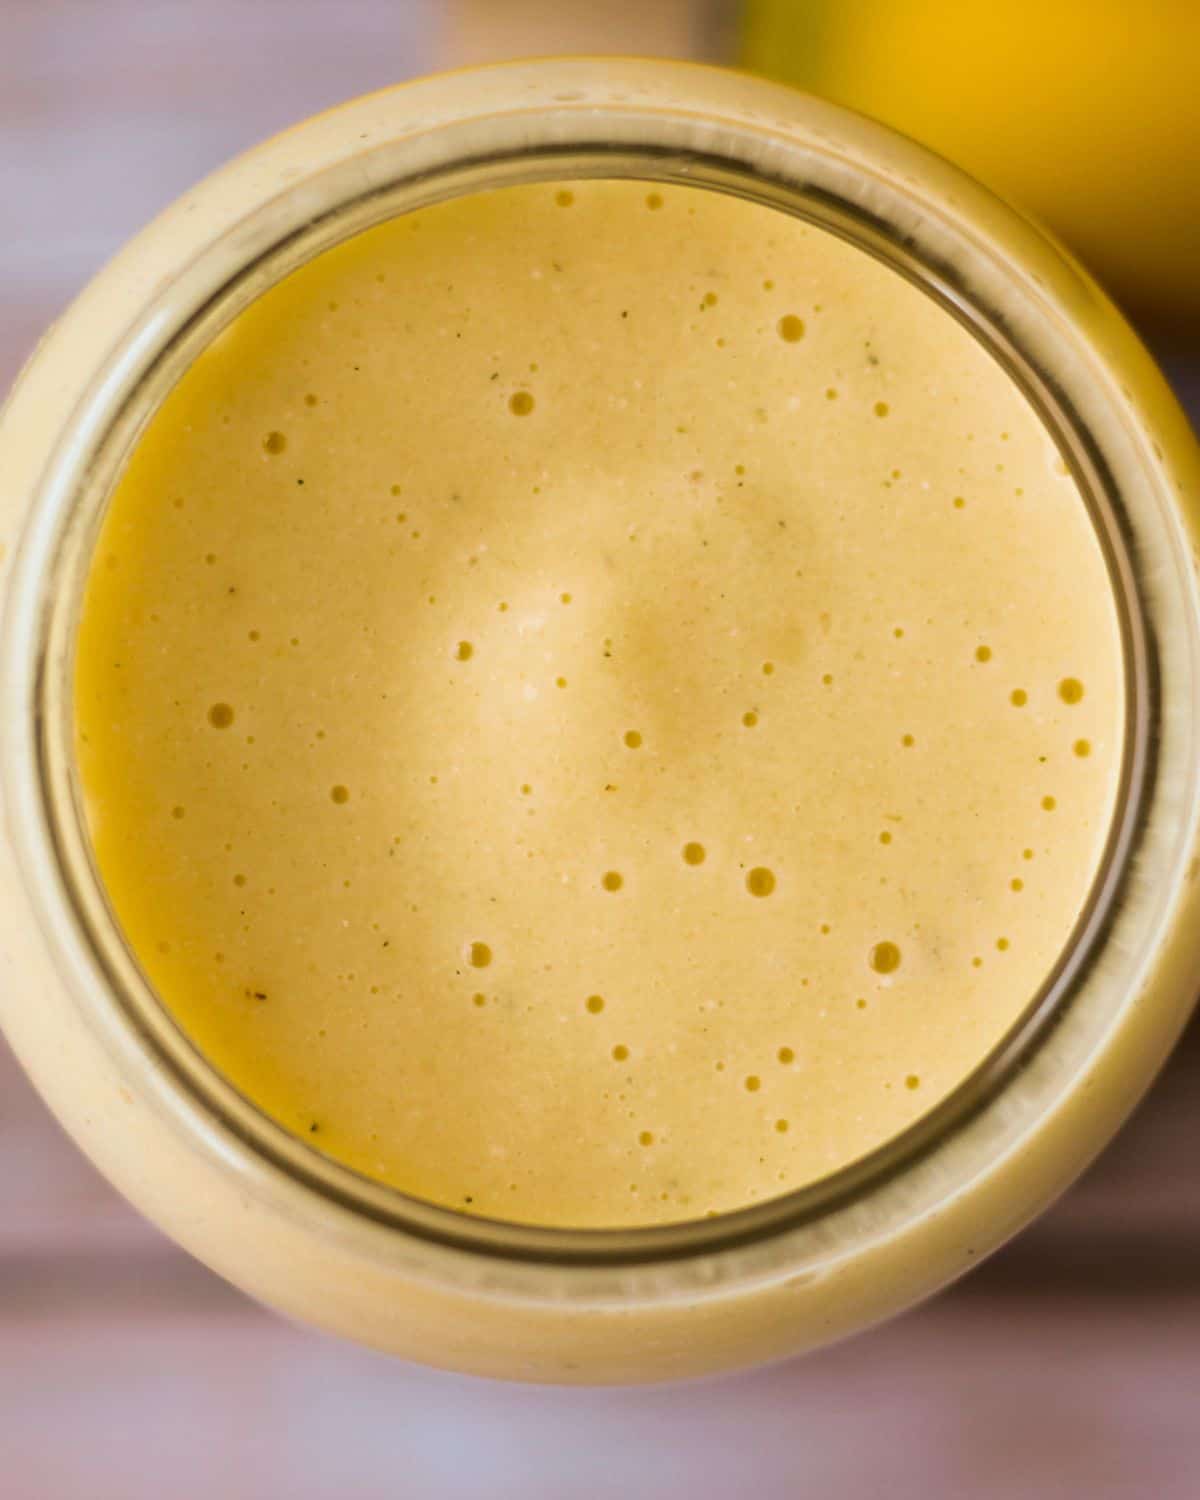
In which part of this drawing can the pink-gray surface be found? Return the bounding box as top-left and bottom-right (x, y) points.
(3, 4), (1200, 1496)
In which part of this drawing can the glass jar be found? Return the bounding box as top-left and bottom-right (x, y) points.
(1, 59), (1198, 1385)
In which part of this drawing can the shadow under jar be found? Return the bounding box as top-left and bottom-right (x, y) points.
(1, 60), (1199, 1384)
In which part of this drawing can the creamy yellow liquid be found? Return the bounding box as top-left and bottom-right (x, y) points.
(75, 181), (1123, 1227)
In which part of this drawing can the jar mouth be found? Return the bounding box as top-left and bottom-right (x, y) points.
(5, 129), (1157, 1270)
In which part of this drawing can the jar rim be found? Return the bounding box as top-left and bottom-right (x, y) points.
(1, 61), (1190, 1283)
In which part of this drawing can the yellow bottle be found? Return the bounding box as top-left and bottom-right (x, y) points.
(741, 0), (1200, 325)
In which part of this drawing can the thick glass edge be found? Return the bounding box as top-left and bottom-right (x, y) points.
(7, 135), (1166, 1271)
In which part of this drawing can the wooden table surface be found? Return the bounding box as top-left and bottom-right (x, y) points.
(3, 4), (1200, 1496)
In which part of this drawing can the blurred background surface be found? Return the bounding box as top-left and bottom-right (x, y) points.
(2, 3), (1199, 1496)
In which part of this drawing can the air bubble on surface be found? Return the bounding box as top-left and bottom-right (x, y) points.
(870, 941), (901, 974)
(746, 867), (776, 898)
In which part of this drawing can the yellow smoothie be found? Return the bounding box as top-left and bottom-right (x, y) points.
(74, 180), (1123, 1228)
